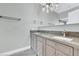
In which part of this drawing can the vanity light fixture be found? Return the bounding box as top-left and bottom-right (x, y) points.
(0, 16), (21, 21)
(41, 3), (58, 13)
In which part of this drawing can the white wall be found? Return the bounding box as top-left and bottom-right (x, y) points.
(56, 3), (79, 13)
(0, 3), (37, 53)
(39, 8), (79, 32)
(39, 23), (79, 32)
(39, 4), (79, 32)
(67, 9), (79, 24)
(0, 3), (29, 53)
(31, 4), (59, 27)
(0, 3), (59, 53)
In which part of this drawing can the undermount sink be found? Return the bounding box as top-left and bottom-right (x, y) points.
(53, 36), (73, 42)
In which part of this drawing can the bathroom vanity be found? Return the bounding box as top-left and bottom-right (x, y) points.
(30, 30), (79, 56)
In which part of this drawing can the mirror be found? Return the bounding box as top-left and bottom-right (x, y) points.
(67, 9), (79, 24)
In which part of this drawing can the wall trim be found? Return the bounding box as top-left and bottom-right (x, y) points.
(0, 46), (30, 56)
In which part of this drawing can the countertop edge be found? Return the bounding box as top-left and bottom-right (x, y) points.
(32, 33), (79, 49)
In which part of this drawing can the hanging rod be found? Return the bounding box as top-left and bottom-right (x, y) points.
(0, 16), (21, 21)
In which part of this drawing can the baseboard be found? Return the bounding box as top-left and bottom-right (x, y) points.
(0, 46), (30, 56)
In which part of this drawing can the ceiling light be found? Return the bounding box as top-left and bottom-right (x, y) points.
(41, 3), (59, 13)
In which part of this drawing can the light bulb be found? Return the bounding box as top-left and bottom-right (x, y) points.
(51, 3), (54, 6)
(42, 7), (45, 12)
(55, 3), (59, 7)
(46, 9), (49, 13)
(46, 5), (49, 8)
(50, 7), (54, 11)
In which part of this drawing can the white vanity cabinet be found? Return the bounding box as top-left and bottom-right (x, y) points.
(31, 33), (74, 56)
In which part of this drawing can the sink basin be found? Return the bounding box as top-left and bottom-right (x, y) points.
(53, 36), (73, 42)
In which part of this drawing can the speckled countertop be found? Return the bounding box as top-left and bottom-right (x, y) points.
(32, 32), (79, 49)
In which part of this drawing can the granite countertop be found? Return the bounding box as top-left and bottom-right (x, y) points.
(32, 32), (79, 49)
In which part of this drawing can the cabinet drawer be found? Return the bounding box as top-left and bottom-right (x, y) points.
(46, 39), (56, 47)
(56, 43), (73, 56)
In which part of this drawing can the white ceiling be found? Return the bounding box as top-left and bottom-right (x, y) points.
(56, 3), (79, 13)
(0, 3), (79, 14)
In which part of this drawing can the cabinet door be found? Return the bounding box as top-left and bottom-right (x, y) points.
(37, 36), (44, 56)
(56, 50), (67, 56)
(74, 48), (79, 56)
(45, 44), (56, 56)
(31, 34), (37, 52)
(56, 43), (73, 56)
(37, 40), (43, 56)
(30, 33), (34, 49)
(37, 36), (46, 56)
(45, 39), (56, 56)
(33, 35), (37, 52)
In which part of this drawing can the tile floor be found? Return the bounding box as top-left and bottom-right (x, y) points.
(11, 48), (36, 56)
